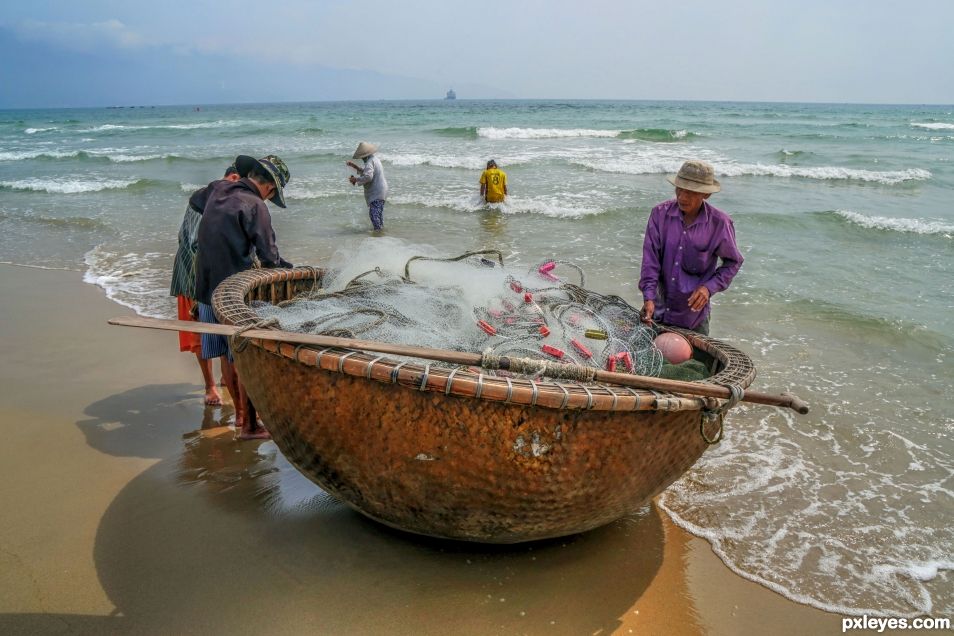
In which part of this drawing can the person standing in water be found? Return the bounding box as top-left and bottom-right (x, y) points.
(479, 159), (508, 204)
(346, 142), (388, 231)
(639, 160), (743, 336)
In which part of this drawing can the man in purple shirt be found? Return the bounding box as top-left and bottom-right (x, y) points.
(639, 160), (743, 335)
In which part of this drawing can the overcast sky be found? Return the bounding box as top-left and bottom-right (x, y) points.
(1, 0), (952, 107)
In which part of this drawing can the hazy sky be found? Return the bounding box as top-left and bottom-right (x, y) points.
(1, 0), (952, 107)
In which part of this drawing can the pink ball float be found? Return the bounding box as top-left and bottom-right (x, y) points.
(654, 332), (693, 364)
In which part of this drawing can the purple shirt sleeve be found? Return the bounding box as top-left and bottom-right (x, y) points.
(702, 218), (743, 295)
(638, 207), (663, 302)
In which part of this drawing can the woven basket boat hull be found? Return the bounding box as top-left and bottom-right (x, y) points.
(213, 268), (756, 543)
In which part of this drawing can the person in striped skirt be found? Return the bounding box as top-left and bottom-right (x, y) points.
(170, 164), (240, 405)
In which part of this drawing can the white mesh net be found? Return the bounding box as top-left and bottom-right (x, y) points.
(252, 239), (666, 378)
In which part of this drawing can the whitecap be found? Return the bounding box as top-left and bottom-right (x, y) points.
(78, 120), (242, 133)
(581, 157), (931, 184)
(833, 210), (954, 236)
(0, 149), (81, 161)
(388, 192), (605, 219)
(477, 127), (622, 140)
(717, 163), (931, 184)
(911, 122), (954, 130)
(0, 177), (141, 194)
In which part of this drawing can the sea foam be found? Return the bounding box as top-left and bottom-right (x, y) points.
(477, 127), (623, 139)
(78, 120), (241, 133)
(832, 210), (954, 236)
(0, 177), (142, 194)
(82, 245), (174, 319)
(0, 149), (82, 161)
(583, 157), (931, 184)
(387, 192), (606, 219)
(911, 122), (954, 130)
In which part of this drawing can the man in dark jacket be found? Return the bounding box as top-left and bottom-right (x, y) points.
(195, 154), (292, 439)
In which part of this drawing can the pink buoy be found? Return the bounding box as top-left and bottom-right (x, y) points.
(654, 332), (693, 364)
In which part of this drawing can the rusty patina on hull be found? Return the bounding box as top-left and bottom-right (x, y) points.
(236, 343), (711, 542)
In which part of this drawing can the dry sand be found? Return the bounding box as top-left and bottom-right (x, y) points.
(0, 264), (846, 635)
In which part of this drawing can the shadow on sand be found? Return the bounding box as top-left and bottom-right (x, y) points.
(2, 384), (666, 634)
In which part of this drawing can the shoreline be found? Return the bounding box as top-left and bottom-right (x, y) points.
(0, 264), (844, 634)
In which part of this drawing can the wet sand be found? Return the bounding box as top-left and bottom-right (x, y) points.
(0, 264), (844, 635)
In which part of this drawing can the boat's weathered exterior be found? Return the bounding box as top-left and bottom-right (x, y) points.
(213, 267), (756, 543)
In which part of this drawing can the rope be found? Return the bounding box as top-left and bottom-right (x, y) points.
(481, 350), (597, 382)
(700, 384), (744, 445)
(404, 250), (505, 282)
(229, 317), (280, 353)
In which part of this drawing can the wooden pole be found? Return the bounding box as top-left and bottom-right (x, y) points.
(108, 315), (810, 414)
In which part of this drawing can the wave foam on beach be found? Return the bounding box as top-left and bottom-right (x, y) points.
(659, 404), (954, 618)
(82, 246), (175, 319)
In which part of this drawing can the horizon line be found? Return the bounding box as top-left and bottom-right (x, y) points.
(2, 97), (953, 112)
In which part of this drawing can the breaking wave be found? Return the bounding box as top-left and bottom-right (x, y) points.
(477, 127), (623, 140)
(388, 192), (607, 219)
(581, 158), (931, 184)
(910, 122), (954, 130)
(826, 210), (954, 237)
(0, 177), (145, 194)
(618, 128), (698, 141)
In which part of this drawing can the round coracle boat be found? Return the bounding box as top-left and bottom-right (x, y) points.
(212, 267), (756, 543)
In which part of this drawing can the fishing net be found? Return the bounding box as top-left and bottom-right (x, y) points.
(252, 243), (706, 381)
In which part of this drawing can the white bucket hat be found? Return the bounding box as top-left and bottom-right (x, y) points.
(667, 160), (721, 194)
(352, 142), (378, 160)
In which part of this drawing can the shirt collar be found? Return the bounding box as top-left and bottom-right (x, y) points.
(665, 198), (711, 223)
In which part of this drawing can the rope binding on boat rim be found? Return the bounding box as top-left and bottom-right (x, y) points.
(230, 317), (280, 353)
(700, 384), (744, 445)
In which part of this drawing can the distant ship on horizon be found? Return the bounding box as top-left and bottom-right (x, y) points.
(445, 88), (457, 100)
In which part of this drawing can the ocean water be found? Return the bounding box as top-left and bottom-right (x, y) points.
(1, 100), (951, 617)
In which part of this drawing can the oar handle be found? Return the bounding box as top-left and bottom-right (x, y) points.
(108, 315), (810, 414)
(780, 392), (810, 415)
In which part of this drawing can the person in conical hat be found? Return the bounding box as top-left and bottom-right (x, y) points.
(638, 160), (743, 335)
(346, 142), (389, 231)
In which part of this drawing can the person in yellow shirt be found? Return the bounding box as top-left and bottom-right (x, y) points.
(479, 159), (508, 203)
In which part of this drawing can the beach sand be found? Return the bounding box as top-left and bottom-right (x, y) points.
(0, 264), (846, 635)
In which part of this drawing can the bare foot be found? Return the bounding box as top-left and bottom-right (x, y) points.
(238, 426), (271, 440)
(204, 386), (222, 406)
